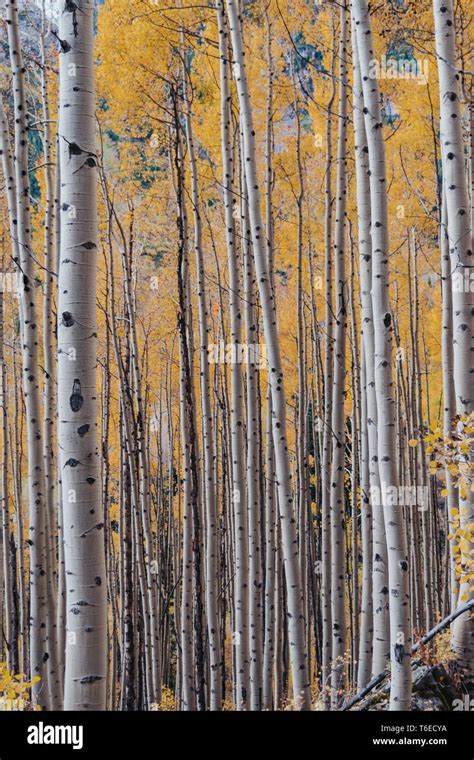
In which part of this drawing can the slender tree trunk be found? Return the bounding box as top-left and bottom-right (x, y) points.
(353, 0), (412, 709)
(241, 183), (263, 711)
(40, 8), (62, 709)
(170, 124), (196, 711)
(433, 0), (474, 673)
(262, 9), (276, 710)
(321, 11), (337, 704)
(58, 0), (107, 710)
(0, 261), (12, 672)
(226, 0), (310, 709)
(329, 2), (349, 707)
(6, 0), (50, 708)
(440, 190), (459, 613)
(351, 23), (375, 688)
(216, 2), (249, 709)
(182, 61), (222, 710)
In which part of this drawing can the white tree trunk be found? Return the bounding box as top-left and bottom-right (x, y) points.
(440, 191), (459, 613)
(6, 0), (50, 708)
(216, 2), (249, 709)
(433, 0), (474, 671)
(226, 0), (310, 709)
(353, 0), (412, 709)
(40, 7), (63, 708)
(321, 12), (336, 702)
(58, 0), (107, 710)
(182, 59), (222, 710)
(351, 16), (389, 681)
(329, 0), (349, 707)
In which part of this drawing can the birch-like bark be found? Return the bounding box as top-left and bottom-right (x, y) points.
(350, 23), (376, 688)
(216, 2), (249, 709)
(226, 0), (310, 709)
(349, 233), (360, 689)
(353, 0), (412, 709)
(0, 260), (12, 671)
(40, 8), (63, 708)
(0, 105), (19, 673)
(321, 11), (337, 701)
(440, 191), (459, 613)
(182, 61), (222, 709)
(58, 0), (107, 710)
(170, 123), (196, 711)
(173, 96), (206, 710)
(241, 185), (263, 710)
(102, 187), (155, 706)
(227, 0), (310, 709)
(262, 8), (276, 710)
(11, 343), (27, 674)
(410, 231), (433, 631)
(6, 0), (50, 708)
(433, 0), (474, 670)
(329, 2), (349, 707)
(116, 207), (161, 704)
(293, 70), (309, 692)
(352, 16), (390, 679)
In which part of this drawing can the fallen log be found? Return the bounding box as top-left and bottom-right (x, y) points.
(342, 599), (474, 711)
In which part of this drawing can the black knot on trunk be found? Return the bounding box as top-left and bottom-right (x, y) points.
(70, 379), (84, 412)
(80, 675), (104, 684)
(57, 36), (71, 54)
(68, 142), (83, 157)
(394, 643), (406, 664)
(64, 1), (79, 37)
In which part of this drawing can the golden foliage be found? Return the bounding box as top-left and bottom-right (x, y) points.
(0, 664), (40, 711)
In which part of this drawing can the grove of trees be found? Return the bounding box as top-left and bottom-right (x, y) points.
(0, 0), (472, 712)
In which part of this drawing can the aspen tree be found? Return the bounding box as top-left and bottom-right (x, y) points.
(169, 124), (196, 711)
(350, 20), (376, 687)
(433, 0), (474, 671)
(352, 15), (391, 679)
(216, 1), (249, 709)
(440, 191), (459, 613)
(39, 5), (63, 709)
(349, 232), (360, 689)
(329, 1), (349, 707)
(182, 59), (222, 710)
(410, 231), (433, 631)
(321, 11), (337, 701)
(58, 0), (107, 710)
(6, 0), (50, 708)
(292, 66), (309, 691)
(115, 205), (161, 704)
(241, 184), (263, 710)
(262, 7), (277, 711)
(101, 179), (155, 706)
(172, 92), (207, 711)
(0, 254), (12, 671)
(0, 97), (21, 678)
(226, 0), (310, 709)
(352, 0), (412, 709)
